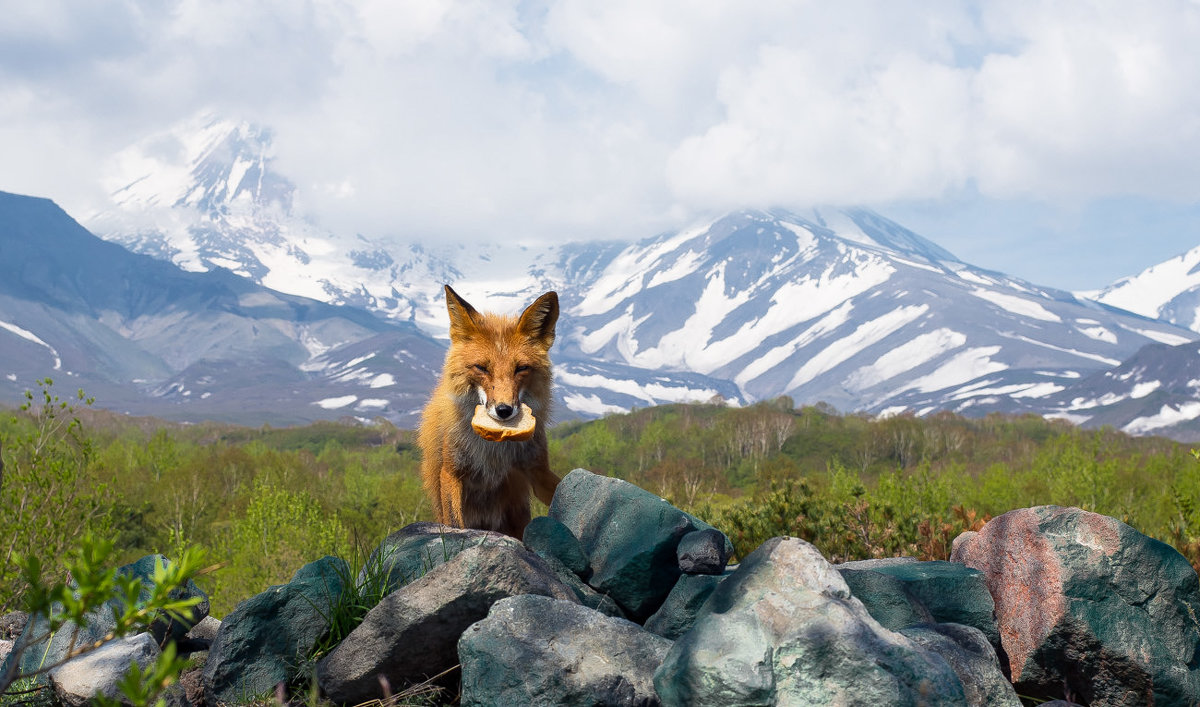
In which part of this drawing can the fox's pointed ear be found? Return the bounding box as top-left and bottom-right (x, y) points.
(444, 285), (480, 340)
(518, 291), (558, 347)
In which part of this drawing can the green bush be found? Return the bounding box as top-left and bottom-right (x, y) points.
(0, 380), (112, 614)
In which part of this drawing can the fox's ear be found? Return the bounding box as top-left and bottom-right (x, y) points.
(444, 285), (480, 340)
(518, 291), (558, 347)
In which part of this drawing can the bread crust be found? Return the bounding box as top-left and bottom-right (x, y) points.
(471, 403), (536, 442)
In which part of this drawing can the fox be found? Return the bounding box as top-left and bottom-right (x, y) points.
(418, 284), (562, 538)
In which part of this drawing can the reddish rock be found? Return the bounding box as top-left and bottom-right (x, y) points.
(952, 505), (1200, 706)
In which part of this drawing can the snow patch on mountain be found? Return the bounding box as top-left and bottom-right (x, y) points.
(735, 302), (856, 387)
(1123, 402), (1200, 435)
(787, 305), (929, 390)
(846, 328), (967, 391)
(0, 319), (62, 370)
(970, 288), (1061, 322)
(902, 347), (1008, 395)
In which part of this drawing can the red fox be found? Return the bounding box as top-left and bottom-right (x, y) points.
(418, 285), (561, 538)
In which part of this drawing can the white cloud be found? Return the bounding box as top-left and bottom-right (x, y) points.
(2, 0), (1200, 246)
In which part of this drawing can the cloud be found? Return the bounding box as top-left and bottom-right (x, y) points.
(2, 0), (1199, 243)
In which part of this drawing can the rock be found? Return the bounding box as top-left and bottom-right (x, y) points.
(653, 536), (967, 706)
(459, 594), (672, 707)
(365, 521), (525, 594)
(0, 639), (11, 667)
(202, 555), (348, 704)
(859, 560), (1001, 652)
(952, 505), (1200, 705)
(3, 604), (114, 678)
(676, 529), (729, 575)
(0, 611), (28, 640)
(838, 556), (920, 570)
(4, 554), (209, 678)
(119, 553), (210, 643)
(179, 663), (206, 707)
(524, 515), (591, 578)
(185, 614), (222, 643)
(48, 633), (160, 707)
(837, 567), (935, 631)
(539, 552), (627, 619)
(549, 468), (733, 622)
(644, 572), (726, 640)
(900, 623), (1021, 707)
(317, 542), (578, 704)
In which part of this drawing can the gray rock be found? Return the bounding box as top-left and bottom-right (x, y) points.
(900, 623), (1020, 707)
(653, 536), (967, 706)
(185, 615), (221, 643)
(202, 555), (348, 704)
(549, 469), (733, 622)
(644, 572), (726, 640)
(838, 567), (935, 631)
(317, 542), (578, 705)
(676, 529), (729, 575)
(48, 633), (160, 707)
(365, 521), (525, 594)
(0, 639), (12, 668)
(3, 603), (114, 679)
(524, 515), (591, 578)
(837, 556), (920, 570)
(0, 611), (28, 640)
(953, 505), (1200, 705)
(459, 594), (672, 707)
(4, 554), (209, 678)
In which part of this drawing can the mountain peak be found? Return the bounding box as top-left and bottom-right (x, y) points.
(105, 115), (290, 217)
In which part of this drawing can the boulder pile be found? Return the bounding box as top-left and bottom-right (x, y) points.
(5, 467), (1199, 706)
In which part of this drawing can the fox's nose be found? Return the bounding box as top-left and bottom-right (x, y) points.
(495, 403), (515, 420)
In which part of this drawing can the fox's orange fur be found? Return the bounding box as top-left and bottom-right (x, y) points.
(418, 285), (561, 538)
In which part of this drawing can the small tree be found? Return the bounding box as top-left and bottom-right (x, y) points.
(0, 379), (111, 614)
(1, 535), (209, 706)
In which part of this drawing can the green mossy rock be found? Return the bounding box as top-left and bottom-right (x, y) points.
(366, 521), (525, 594)
(549, 468), (732, 622)
(644, 571), (728, 640)
(201, 556), (347, 704)
(523, 515), (591, 578)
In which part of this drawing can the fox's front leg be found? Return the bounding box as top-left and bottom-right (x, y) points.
(439, 461), (465, 527)
(531, 462), (561, 506)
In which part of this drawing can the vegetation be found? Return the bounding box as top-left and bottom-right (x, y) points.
(0, 533), (208, 705)
(5, 380), (1200, 705)
(3, 384), (1199, 625)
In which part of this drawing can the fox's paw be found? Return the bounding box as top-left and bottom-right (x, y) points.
(471, 403), (536, 442)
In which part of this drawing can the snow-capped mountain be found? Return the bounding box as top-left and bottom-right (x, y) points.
(1033, 341), (1200, 441)
(83, 115), (1200, 434)
(1088, 246), (1200, 333)
(88, 114), (454, 322)
(1, 188), (734, 424)
(556, 209), (1194, 417)
(0, 190), (445, 425)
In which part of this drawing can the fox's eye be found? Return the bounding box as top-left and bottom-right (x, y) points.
(515, 365), (531, 374)
(472, 364), (489, 374)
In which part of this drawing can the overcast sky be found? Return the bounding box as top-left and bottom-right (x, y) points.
(2, 0), (1200, 291)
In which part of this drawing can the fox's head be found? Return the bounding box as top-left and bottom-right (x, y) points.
(442, 284), (558, 424)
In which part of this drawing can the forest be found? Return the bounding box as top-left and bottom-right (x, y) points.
(3, 379), (1199, 618)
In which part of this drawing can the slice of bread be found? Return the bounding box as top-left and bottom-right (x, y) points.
(471, 403), (537, 442)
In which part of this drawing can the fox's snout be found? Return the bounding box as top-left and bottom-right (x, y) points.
(493, 403), (516, 420)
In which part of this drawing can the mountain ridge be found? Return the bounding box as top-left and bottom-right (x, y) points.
(21, 115), (1196, 438)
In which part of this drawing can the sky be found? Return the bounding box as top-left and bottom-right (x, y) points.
(2, 0), (1200, 291)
